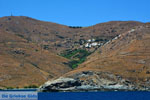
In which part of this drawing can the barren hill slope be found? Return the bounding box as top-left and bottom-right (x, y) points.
(0, 29), (71, 88)
(0, 16), (77, 53)
(0, 16), (143, 53)
(61, 24), (150, 90)
(0, 16), (146, 89)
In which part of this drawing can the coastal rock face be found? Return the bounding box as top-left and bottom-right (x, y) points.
(39, 77), (81, 92)
(39, 71), (143, 92)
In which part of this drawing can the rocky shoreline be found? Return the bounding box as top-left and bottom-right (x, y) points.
(39, 71), (150, 92)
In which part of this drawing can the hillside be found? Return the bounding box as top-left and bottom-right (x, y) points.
(59, 23), (150, 91)
(0, 16), (146, 89)
(0, 16), (143, 53)
(0, 27), (71, 88)
(77, 23), (150, 82)
(40, 23), (150, 92)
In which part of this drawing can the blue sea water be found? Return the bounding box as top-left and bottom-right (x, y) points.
(1, 89), (150, 100)
(39, 91), (150, 100)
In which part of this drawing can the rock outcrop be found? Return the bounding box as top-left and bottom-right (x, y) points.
(39, 71), (148, 92)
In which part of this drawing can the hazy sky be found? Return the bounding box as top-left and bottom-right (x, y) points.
(0, 0), (150, 26)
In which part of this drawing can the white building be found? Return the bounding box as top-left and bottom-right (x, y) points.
(85, 43), (92, 48)
(92, 39), (95, 42)
(85, 43), (89, 48)
(87, 39), (92, 42)
(91, 42), (98, 46)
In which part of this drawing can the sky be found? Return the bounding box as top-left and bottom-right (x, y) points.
(0, 0), (150, 26)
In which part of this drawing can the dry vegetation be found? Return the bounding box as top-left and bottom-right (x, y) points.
(67, 24), (150, 87)
(0, 16), (148, 88)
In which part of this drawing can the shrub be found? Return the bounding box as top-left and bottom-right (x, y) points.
(24, 85), (38, 88)
(6, 87), (14, 89)
(61, 49), (91, 69)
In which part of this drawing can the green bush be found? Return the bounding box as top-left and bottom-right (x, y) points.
(61, 49), (91, 69)
(24, 85), (38, 88)
(6, 87), (14, 89)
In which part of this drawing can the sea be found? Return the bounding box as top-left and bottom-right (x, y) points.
(39, 91), (150, 100)
(1, 89), (150, 100)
